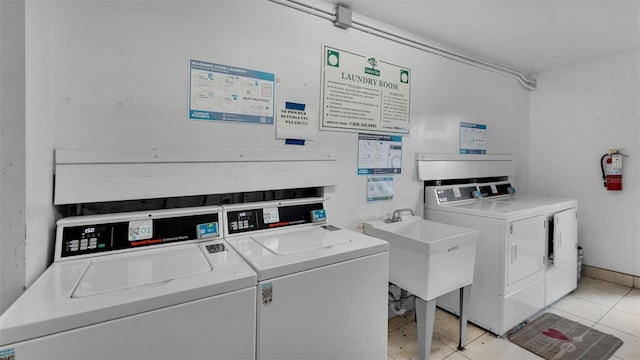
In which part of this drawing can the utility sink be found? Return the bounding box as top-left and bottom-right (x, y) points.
(364, 215), (478, 301)
(364, 214), (479, 359)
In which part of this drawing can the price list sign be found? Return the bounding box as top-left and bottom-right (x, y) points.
(320, 45), (410, 135)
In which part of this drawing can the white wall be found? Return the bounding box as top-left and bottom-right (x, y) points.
(0, 0), (26, 314)
(19, 0), (530, 301)
(23, 0), (56, 304)
(530, 51), (640, 277)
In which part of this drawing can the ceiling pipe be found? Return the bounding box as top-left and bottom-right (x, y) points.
(349, 16), (537, 90)
(269, 0), (537, 90)
(270, 0), (336, 21)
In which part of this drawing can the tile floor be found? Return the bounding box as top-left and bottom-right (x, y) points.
(387, 276), (640, 360)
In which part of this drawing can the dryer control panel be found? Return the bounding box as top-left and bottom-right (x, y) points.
(478, 182), (515, 198)
(427, 181), (516, 205)
(434, 186), (479, 204)
(57, 207), (221, 259)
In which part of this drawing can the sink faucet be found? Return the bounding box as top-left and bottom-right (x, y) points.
(385, 208), (415, 223)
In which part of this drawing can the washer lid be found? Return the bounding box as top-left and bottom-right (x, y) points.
(0, 240), (256, 347)
(72, 245), (211, 298)
(227, 225), (388, 281)
(250, 227), (350, 255)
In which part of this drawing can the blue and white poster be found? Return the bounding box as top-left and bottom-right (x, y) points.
(367, 177), (394, 202)
(460, 122), (487, 154)
(357, 133), (402, 175)
(189, 59), (275, 124)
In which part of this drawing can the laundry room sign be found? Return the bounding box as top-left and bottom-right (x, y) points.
(320, 45), (410, 135)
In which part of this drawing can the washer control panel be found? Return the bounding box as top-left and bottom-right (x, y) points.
(58, 209), (220, 259)
(225, 201), (325, 235)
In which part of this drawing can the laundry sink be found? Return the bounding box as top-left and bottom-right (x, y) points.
(364, 215), (478, 301)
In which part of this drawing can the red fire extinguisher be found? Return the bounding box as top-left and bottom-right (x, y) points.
(600, 149), (626, 191)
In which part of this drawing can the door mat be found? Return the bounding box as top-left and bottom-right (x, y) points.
(507, 313), (623, 360)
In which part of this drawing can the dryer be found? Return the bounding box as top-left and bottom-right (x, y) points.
(223, 198), (389, 360)
(480, 181), (578, 306)
(425, 186), (548, 335)
(0, 206), (257, 359)
(417, 154), (577, 336)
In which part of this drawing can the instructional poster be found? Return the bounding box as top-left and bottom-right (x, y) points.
(320, 45), (410, 135)
(189, 59), (275, 124)
(358, 133), (402, 175)
(367, 177), (394, 202)
(460, 122), (487, 154)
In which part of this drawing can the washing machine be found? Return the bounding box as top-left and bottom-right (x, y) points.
(222, 197), (389, 360)
(0, 206), (257, 359)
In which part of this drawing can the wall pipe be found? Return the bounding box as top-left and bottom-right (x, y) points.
(269, 0), (537, 90)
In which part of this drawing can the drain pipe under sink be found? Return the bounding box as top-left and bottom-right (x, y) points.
(390, 288), (410, 315)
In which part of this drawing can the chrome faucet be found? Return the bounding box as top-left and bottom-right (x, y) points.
(385, 208), (415, 223)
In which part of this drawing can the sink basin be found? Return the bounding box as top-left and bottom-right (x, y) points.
(364, 215), (478, 301)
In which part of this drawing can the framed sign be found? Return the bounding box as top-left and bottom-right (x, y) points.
(320, 45), (410, 135)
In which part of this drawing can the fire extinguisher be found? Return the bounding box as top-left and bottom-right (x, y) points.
(600, 149), (627, 191)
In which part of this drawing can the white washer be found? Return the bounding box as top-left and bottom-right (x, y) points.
(223, 198), (389, 360)
(424, 181), (577, 336)
(0, 206), (257, 359)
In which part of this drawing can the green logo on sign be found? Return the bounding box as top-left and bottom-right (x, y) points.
(365, 57), (380, 76)
(400, 69), (409, 84)
(327, 50), (340, 67)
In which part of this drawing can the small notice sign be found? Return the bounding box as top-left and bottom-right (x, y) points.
(367, 177), (394, 202)
(357, 133), (402, 175)
(276, 102), (318, 141)
(460, 122), (487, 154)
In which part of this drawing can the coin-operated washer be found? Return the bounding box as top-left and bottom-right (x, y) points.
(0, 206), (257, 359)
(365, 210), (479, 360)
(224, 198), (389, 360)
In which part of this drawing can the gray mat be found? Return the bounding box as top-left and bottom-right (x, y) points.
(508, 313), (623, 360)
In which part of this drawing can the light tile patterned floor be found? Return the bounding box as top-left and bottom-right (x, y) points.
(387, 276), (640, 360)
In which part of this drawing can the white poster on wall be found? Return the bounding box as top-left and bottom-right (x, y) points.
(276, 102), (318, 141)
(320, 45), (410, 135)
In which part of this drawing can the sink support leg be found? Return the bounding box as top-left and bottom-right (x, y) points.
(458, 284), (471, 350)
(415, 296), (436, 360)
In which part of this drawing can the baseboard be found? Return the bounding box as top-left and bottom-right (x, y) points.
(582, 265), (640, 289)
